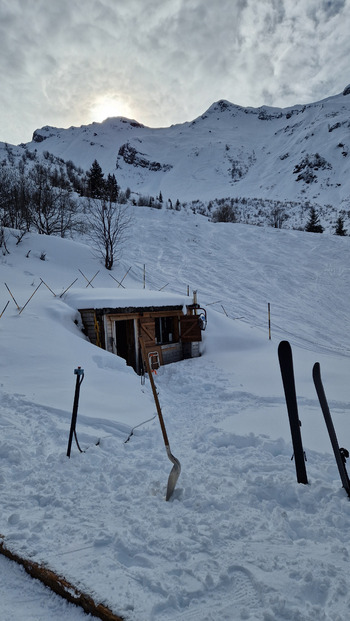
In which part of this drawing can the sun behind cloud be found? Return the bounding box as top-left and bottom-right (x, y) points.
(90, 95), (133, 123)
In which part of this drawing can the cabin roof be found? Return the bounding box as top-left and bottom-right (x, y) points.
(64, 288), (191, 312)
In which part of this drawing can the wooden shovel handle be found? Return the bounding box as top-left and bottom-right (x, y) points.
(139, 337), (170, 448)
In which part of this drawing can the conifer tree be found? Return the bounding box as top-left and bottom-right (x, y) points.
(87, 159), (105, 198)
(305, 207), (324, 233)
(105, 173), (119, 202)
(334, 216), (347, 236)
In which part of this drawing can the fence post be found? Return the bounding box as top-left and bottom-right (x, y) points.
(268, 303), (271, 340)
(0, 300), (9, 318)
(4, 283), (20, 310)
(59, 278), (78, 298)
(40, 278), (56, 296)
(18, 281), (43, 315)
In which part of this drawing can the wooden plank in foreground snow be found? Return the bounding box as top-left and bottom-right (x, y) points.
(0, 535), (124, 621)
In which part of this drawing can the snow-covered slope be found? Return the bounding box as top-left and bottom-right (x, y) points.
(21, 86), (350, 208)
(1, 208), (350, 620)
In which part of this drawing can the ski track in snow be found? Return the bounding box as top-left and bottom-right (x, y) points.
(1, 209), (350, 619)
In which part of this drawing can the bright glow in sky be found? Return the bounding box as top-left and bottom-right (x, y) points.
(89, 95), (134, 123)
(0, 0), (349, 144)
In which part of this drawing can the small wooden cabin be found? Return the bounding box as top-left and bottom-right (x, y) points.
(65, 289), (205, 374)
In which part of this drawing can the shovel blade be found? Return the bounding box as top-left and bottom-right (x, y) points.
(165, 452), (181, 501)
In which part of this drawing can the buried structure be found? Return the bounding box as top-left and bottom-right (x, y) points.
(65, 288), (206, 374)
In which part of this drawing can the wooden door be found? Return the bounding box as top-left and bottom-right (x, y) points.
(180, 315), (202, 342)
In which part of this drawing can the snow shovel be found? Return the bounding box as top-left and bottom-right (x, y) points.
(139, 338), (181, 500)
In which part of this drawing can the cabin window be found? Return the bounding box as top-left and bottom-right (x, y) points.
(155, 316), (175, 345)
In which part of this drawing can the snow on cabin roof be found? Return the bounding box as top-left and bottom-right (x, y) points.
(64, 287), (192, 311)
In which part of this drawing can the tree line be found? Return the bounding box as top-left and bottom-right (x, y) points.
(212, 201), (348, 235)
(0, 148), (85, 237)
(1, 147), (348, 272)
(0, 153), (132, 270)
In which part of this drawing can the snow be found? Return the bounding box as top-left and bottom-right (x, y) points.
(22, 88), (350, 210)
(65, 287), (191, 311)
(1, 206), (350, 620)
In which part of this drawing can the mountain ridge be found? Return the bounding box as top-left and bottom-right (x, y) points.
(16, 86), (349, 208)
(1, 86), (350, 235)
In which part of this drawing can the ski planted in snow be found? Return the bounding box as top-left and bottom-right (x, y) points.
(278, 340), (308, 484)
(312, 362), (350, 498)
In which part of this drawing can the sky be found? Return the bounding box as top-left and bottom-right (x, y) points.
(1, 0), (350, 145)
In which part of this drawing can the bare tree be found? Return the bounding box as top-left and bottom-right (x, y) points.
(27, 163), (80, 237)
(269, 204), (288, 229)
(86, 198), (132, 270)
(28, 185), (79, 236)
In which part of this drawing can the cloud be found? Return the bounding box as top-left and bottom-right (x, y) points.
(0, 0), (350, 144)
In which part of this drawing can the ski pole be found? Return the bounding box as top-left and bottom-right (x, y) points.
(67, 367), (84, 458)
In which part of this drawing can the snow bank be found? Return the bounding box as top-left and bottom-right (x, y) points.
(64, 287), (191, 310)
(1, 208), (350, 620)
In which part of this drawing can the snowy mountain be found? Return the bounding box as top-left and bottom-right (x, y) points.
(2, 205), (350, 619)
(20, 85), (350, 212)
